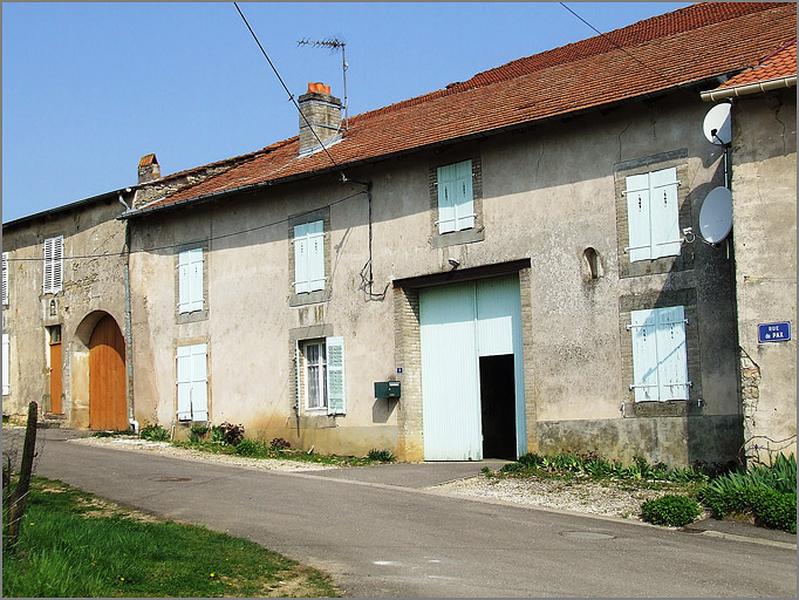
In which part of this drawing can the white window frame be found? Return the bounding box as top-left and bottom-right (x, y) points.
(625, 167), (681, 262)
(436, 160), (475, 234)
(42, 235), (64, 294)
(302, 339), (328, 411)
(177, 247), (204, 314)
(628, 305), (690, 402)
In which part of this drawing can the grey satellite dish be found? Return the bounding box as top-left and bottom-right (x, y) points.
(703, 103), (732, 145)
(699, 186), (733, 243)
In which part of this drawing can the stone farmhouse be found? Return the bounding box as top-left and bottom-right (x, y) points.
(2, 2), (795, 466)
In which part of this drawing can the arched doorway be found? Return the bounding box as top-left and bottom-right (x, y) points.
(89, 315), (127, 430)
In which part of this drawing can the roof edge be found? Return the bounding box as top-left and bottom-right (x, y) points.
(701, 75), (797, 102)
(3, 188), (125, 230)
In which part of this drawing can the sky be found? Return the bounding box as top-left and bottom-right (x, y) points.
(2, 2), (690, 222)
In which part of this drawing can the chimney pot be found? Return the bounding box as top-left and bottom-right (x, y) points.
(137, 153), (160, 184)
(298, 82), (342, 156)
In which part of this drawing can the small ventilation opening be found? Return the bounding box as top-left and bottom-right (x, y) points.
(583, 247), (602, 280)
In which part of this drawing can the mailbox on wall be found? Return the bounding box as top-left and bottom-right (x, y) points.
(374, 381), (401, 399)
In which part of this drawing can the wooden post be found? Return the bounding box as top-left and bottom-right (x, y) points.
(6, 401), (38, 549)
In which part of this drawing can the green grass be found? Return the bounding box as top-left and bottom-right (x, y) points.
(173, 439), (388, 467)
(3, 478), (339, 598)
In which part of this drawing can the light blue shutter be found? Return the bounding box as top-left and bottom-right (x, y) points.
(188, 248), (204, 312)
(294, 224), (309, 293)
(294, 342), (301, 409)
(191, 343), (208, 420)
(326, 336), (345, 415)
(626, 174), (651, 262)
(656, 306), (688, 400)
(630, 308), (659, 402)
(176, 346), (192, 420)
(454, 160), (474, 231)
(437, 165), (456, 234)
(178, 250), (191, 312)
(649, 167), (680, 258)
(307, 220), (325, 292)
(2, 334), (10, 395)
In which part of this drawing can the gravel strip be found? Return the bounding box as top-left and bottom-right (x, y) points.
(70, 436), (339, 472)
(434, 475), (674, 521)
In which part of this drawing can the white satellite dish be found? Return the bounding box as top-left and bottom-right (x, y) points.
(703, 103), (732, 145)
(699, 186), (733, 243)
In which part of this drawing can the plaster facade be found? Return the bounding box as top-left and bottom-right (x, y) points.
(129, 91), (743, 465)
(2, 195), (130, 428)
(729, 87), (797, 464)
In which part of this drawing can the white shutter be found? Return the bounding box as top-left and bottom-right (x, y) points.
(2, 252), (8, 306)
(454, 160), (474, 231)
(306, 220), (325, 292)
(176, 346), (192, 420)
(42, 238), (54, 293)
(626, 174), (652, 262)
(294, 341), (301, 409)
(294, 224), (309, 294)
(326, 336), (346, 415)
(437, 165), (457, 234)
(656, 306), (689, 400)
(178, 250), (191, 313)
(188, 248), (204, 312)
(649, 167), (681, 258)
(630, 308), (659, 402)
(52, 236), (63, 293)
(191, 343), (208, 421)
(2, 334), (9, 395)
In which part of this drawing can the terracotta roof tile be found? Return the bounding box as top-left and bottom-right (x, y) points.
(139, 2), (796, 213)
(716, 39), (796, 89)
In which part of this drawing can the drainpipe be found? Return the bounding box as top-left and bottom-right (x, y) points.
(700, 76), (796, 102)
(121, 191), (137, 432)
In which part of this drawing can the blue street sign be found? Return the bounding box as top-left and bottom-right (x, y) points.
(758, 322), (792, 344)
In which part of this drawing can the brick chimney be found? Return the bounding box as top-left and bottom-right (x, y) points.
(298, 82), (342, 156)
(137, 153), (161, 184)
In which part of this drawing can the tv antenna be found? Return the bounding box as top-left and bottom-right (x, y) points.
(298, 37), (349, 131)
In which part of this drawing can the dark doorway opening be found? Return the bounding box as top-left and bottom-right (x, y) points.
(479, 354), (516, 459)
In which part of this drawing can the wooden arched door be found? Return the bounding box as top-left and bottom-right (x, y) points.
(89, 315), (127, 430)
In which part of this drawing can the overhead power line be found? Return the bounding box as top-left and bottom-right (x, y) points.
(232, 2), (339, 170)
(3, 190), (367, 262)
(558, 2), (680, 88)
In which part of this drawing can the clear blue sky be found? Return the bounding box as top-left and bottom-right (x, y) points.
(3, 2), (689, 222)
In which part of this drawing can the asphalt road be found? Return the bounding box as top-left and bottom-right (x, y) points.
(29, 431), (797, 597)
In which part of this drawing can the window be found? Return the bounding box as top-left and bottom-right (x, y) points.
(437, 160), (474, 234)
(42, 236), (64, 294)
(293, 220), (325, 294)
(625, 167), (680, 261)
(296, 336), (346, 415)
(178, 248), (204, 313)
(2, 334), (9, 396)
(176, 343), (208, 421)
(2, 252), (8, 306)
(629, 306), (689, 402)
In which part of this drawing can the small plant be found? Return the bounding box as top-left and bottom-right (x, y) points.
(234, 439), (262, 457)
(139, 424), (170, 442)
(212, 422), (245, 446)
(270, 437), (291, 451)
(481, 466), (494, 478)
(641, 495), (702, 527)
(367, 449), (395, 463)
(189, 424), (209, 443)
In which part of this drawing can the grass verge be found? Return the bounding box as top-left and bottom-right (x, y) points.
(3, 477), (339, 598)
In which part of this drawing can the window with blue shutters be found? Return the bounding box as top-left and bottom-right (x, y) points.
(299, 336), (346, 415)
(42, 236), (63, 294)
(176, 343), (208, 421)
(178, 247), (204, 313)
(629, 306), (689, 402)
(437, 160), (475, 234)
(625, 167), (680, 261)
(294, 220), (325, 293)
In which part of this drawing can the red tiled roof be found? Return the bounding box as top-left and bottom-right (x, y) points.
(716, 39), (797, 89)
(139, 2), (796, 213)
